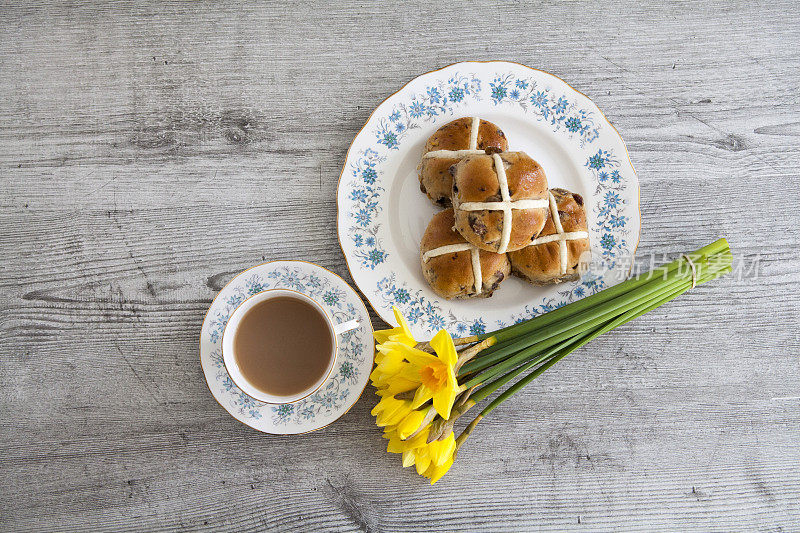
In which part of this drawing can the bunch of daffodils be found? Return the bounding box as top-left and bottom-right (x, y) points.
(370, 309), (460, 482)
(370, 239), (732, 484)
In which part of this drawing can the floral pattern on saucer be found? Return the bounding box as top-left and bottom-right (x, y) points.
(200, 261), (373, 434)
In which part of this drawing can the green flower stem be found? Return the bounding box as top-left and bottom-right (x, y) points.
(477, 238), (729, 345)
(453, 239), (732, 452)
(461, 273), (688, 376)
(477, 285), (686, 410)
(456, 287), (690, 450)
(460, 248), (731, 377)
(460, 262), (720, 379)
(467, 325), (604, 403)
(465, 253), (731, 386)
(462, 324), (600, 391)
(476, 259), (731, 420)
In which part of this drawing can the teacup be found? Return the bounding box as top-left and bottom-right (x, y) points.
(222, 289), (359, 404)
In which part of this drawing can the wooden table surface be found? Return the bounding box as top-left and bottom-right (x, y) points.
(2, 2), (799, 531)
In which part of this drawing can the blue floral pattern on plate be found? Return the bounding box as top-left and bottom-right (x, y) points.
(338, 62), (639, 338)
(488, 73), (600, 146)
(200, 261), (373, 434)
(346, 148), (388, 271)
(375, 73), (482, 150)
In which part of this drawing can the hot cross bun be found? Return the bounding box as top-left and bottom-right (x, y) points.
(420, 208), (510, 299)
(417, 117), (508, 208)
(509, 188), (591, 285)
(451, 151), (549, 253)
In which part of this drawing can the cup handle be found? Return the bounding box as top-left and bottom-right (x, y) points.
(333, 319), (360, 336)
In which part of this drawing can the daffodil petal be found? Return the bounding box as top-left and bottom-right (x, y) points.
(402, 426), (430, 449)
(396, 343), (439, 366)
(432, 383), (457, 420)
(411, 384), (433, 409)
(376, 340), (406, 357)
(373, 328), (400, 344)
(428, 456), (454, 484)
(415, 450), (431, 475)
(370, 396), (389, 416)
(383, 406), (413, 427)
(401, 449), (416, 467)
(374, 308), (417, 347)
(372, 396), (410, 416)
(373, 397), (413, 427)
(369, 367), (386, 386)
(392, 306), (417, 346)
(429, 433), (456, 466)
(374, 355), (404, 376)
(385, 431), (403, 454)
(396, 366), (423, 384)
(377, 399), (413, 427)
(430, 329), (457, 367)
(396, 409), (426, 440)
(380, 377), (419, 396)
(370, 358), (413, 388)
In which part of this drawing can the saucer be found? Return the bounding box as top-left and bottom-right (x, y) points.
(200, 260), (374, 434)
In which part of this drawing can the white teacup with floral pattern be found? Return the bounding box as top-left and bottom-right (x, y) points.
(221, 289), (359, 404)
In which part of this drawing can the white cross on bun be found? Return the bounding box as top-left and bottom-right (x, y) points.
(420, 208), (510, 300)
(417, 117), (509, 208)
(451, 151), (550, 254)
(509, 188), (591, 285)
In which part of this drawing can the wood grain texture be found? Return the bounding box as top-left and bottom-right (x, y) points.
(1, 1), (799, 531)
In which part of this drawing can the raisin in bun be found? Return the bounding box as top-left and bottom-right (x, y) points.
(420, 208), (510, 299)
(451, 151), (549, 253)
(417, 117), (508, 207)
(508, 188), (591, 285)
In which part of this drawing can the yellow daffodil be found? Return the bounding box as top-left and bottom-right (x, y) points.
(371, 323), (459, 420)
(371, 394), (414, 427)
(373, 306), (417, 347)
(426, 432), (456, 467)
(424, 455), (454, 484)
(373, 391), (432, 439)
(383, 424), (456, 484)
(370, 341), (420, 391)
(394, 329), (460, 420)
(386, 426), (435, 474)
(394, 407), (428, 440)
(384, 425), (430, 456)
(371, 308), (462, 484)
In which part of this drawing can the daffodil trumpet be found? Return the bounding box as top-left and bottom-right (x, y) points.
(371, 238), (732, 484)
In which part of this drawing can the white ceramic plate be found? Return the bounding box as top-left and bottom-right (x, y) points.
(338, 61), (640, 339)
(200, 261), (373, 434)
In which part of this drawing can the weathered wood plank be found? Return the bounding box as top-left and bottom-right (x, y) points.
(1, 0), (799, 531)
